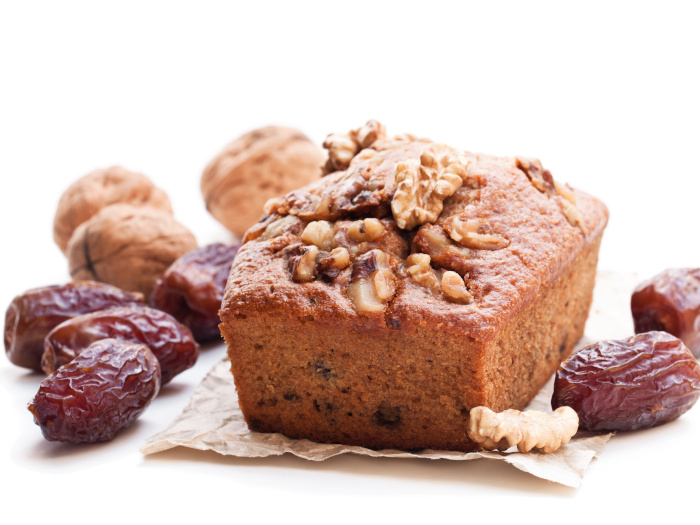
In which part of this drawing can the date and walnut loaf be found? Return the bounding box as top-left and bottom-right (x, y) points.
(220, 121), (608, 452)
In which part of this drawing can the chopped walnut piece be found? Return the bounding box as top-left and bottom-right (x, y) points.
(554, 180), (576, 204)
(447, 217), (509, 250)
(323, 133), (358, 174)
(347, 218), (385, 243)
(468, 406), (579, 453)
(322, 120), (387, 174)
(404, 253), (440, 294)
(261, 215), (303, 240)
(301, 220), (334, 251)
(441, 271), (473, 304)
(316, 247), (351, 280)
(558, 196), (588, 233)
(286, 244), (319, 283)
(347, 250), (396, 312)
(412, 224), (471, 276)
(515, 157), (555, 195)
(356, 120), (387, 149)
(263, 197), (281, 215)
(391, 148), (465, 230)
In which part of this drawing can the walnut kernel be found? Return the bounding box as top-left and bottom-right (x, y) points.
(404, 253), (440, 293)
(391, 149), (465, 230)
(440, 271), (473, 304)
(301, 220), (334, 250)
(287, 244), (320, 283)
(347, 250), (396, 312)
(447, 218), (509, 250)
(468, 406), (579, 453)
(322, 120), (387, 174)
(316, 247), (351, 278)
(347, 218), (385, 243)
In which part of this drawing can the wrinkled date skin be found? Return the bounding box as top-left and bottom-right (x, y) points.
(42, 306), (199, 384)
(631, 268), (700, 358)
(552, 331), (700, 431)
(150, 243), (240, 342)
(29, 339), (161, 443)
(3, 281), (145, 371)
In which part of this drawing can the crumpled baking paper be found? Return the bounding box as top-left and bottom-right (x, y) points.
(142, 271), (638, 488)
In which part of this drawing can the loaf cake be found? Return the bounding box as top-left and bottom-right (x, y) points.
(220, 121), (608, 452)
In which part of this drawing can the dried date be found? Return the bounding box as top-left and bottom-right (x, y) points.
(28, 339), (160, 443)
(42, 305), (199, 384)
(4, 281), (145, 371)
(150, 243), (239, 342)
(631, 268), (700, 357)
(552, 332), (700, 431)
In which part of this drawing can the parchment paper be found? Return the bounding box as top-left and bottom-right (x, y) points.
(142, 271), (638, 488)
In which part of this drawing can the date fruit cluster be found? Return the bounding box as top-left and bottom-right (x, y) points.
(6, 239), (240, 444)
(5, 281), (200, 443)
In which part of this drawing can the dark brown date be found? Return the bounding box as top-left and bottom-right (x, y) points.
(42, 306), (199, 384)
(150, 243), (239, 342)
(29, 339), (160, 443)
(4, 281), (145, 371)
(631, 268), (700, 357)
(552, 331), (700, 431)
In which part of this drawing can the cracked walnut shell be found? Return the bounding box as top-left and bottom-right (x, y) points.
(53, 166), (172, 254)
(67, 204), (198, 297)
(201, 126), (324, 238)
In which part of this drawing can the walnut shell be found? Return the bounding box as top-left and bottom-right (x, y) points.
(201, 126), (324, 238)
(54, 166), (172, 254)
(67, 204), (198, 297)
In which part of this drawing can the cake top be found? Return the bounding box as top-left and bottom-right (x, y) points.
(225, 121), (608, 342)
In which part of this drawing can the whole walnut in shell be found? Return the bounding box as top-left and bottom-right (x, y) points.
(67, 204), (198, 297)
(54, 166), (172, 253)
(201, 126), (324, 238)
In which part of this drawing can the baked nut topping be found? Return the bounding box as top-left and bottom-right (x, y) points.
(404, 253), (440, 293)
(316, 247), (351, 279)
(515, 156), (554, 194)
(301, 220), (334, 251)
(322, 120), (387, 175)
(559, 197), (587, 233)
(516, 156), (586, 233)
(440, 271), (473, 304)
(286, 244), (319, 282)
(356, 120), (387, 149)
(347, 218), (385, 243)
(261, 215), (302, 240)
(347, 250), (396, 312)
(447, 217), (509, 250)
(323, 133), (358, 174)
(391, 149), (466, 230)
(468, 406), (579, 453)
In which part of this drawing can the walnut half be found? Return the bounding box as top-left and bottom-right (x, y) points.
(467, 406), (579, 453)
(391, 149), (466, 230)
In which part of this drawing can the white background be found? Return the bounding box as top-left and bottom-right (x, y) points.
(1, 1), (699, 523)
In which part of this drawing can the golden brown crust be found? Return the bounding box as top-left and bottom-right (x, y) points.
(221, 123), (608, 451)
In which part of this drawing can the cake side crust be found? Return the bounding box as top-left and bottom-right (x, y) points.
(221, 228), (603, 452)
